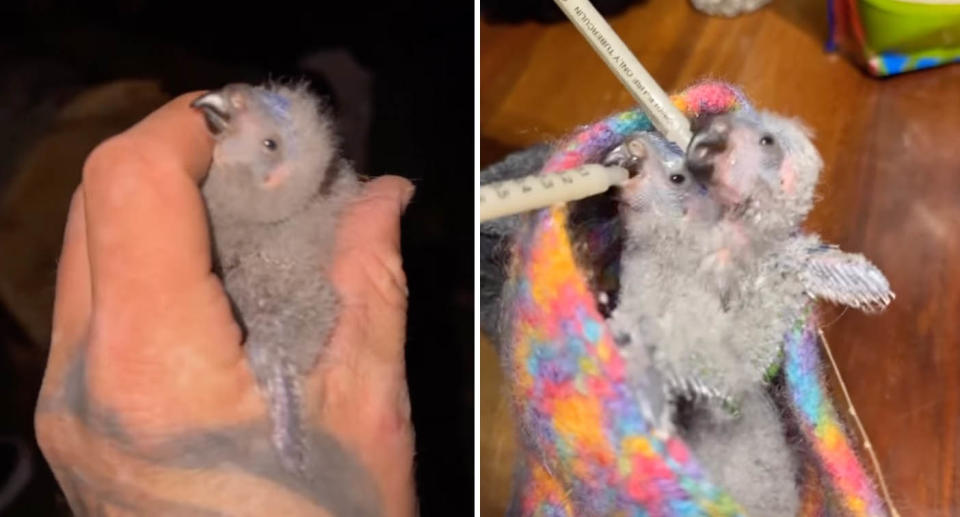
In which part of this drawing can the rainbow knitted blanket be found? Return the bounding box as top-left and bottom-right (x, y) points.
(501, 81), (886, 516)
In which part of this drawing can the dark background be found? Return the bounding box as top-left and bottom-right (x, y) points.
(0, 3), (473, 515)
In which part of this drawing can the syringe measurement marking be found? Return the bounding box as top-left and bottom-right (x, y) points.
(478, 165), (628, 222)
(478, 167), (601, 207)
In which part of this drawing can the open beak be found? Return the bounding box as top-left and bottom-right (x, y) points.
(191, 91), (232, 135)
(604, 134), (649, 179)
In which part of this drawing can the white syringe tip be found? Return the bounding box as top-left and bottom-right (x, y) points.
(602, 165), (629, 186)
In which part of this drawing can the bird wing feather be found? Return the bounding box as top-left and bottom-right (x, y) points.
(801, 245), (894, 313)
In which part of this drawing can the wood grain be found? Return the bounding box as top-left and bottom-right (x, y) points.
(480, 1), (960, 515)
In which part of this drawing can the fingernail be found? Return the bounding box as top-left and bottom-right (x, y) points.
(401, 184), (416, 212)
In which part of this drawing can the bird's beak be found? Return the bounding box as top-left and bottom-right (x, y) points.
(191, 91), (232, 135)
(604, 134), (648, 179)
(686, 116), (730, 182)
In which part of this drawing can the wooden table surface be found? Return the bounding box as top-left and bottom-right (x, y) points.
(479, 1), (960, 515)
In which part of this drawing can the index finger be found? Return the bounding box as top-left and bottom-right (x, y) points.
(81, 92), (225, 334)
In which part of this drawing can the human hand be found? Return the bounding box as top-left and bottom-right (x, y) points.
(34, 93), (416, 517)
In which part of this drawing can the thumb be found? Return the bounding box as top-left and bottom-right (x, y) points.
(337, 175), (414, 259)
(329, 175), (415, 361)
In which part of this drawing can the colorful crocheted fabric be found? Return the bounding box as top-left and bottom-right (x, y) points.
(502, 81), (886, 516)
(504, 82), (748, 516)
(785, 309), (887, 516)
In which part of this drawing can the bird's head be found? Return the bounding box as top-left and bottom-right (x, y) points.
(606, 132), (716, 223)
(685, 110), (822, 230)
(193, 82), (340, 223)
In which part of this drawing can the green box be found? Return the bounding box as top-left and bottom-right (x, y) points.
(860, 0), (960, 52)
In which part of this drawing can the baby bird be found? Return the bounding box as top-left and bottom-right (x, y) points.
(192, 82), (359, 474)
(604, 131), (724, 427)
(608, 121), (813, 516)
(607, 130), (803, 515)
(647, 109), (893, 515)
(688, 110), (894, 312)
(683, 110), (893, 395)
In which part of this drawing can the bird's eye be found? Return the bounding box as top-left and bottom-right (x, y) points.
(760, 135), (775, 146)
(263, 139), (278, 151)
(669, 174), (686, 184)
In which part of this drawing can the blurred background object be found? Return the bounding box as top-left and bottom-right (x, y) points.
(690, 0), (772, 17)
(0, 3), (473, 515)
(481, 0), (642, 23)
(829, 0), (960, 76)
(480, 0), (960, 515)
